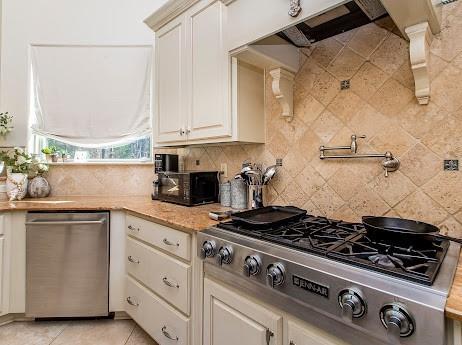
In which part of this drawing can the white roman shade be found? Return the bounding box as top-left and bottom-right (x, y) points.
(31, 45), (152, 147)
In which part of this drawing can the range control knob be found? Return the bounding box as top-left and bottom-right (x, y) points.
(200, 240), (217, 259)
(380, 303), (415, 343)
(338, 289), (367, 321)
(243, 255), (262, 277)
(266, 263), (285, 288)
(216, 246), (233, 266)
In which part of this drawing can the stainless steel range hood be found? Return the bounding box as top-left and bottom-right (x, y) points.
(278, 0), (388, 47)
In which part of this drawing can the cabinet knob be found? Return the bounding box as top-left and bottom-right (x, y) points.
(179, 128), (185, 136)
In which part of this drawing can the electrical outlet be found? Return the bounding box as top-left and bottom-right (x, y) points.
(195, 159), (200, 166)
(276, 158), (283, 167)
(220, 163), (228, 178)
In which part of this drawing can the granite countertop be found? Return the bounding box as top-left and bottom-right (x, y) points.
(0, 196), (228, 233)
(446, 252), (462, 321)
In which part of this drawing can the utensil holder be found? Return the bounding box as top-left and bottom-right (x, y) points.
(231, 179), (247, 209)
(248, 184), (264, 209)
(220, 182), (231, 207)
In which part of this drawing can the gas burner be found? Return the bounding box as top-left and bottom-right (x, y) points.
(217, 214), (450, 285)
(369, 254), (404, 269)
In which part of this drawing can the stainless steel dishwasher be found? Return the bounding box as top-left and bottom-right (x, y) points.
(26, 211), (109, 318)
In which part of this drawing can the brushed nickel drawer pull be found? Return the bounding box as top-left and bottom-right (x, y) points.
(127, 225), (139, 232)
(127, 256), (140, 264)
(126, 296), (139, 307)
(290, 341), (296, 345)
(163, 277), (180, 288)
(163, 238), (180, 247)
(162, 326), (179, 341)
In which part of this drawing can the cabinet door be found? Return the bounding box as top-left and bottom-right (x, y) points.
(203, 278), (282, 345)
(186, 0), (231, 141)
(287, 319), (350, 345)
(154, 15), (187, 144)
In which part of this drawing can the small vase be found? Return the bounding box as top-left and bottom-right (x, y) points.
(6, 172), (28, 201)
(28, 176), (51, 198)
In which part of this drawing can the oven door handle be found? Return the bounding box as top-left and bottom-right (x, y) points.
(26, 219), (106, 226)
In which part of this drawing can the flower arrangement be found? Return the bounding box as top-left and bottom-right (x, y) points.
(0, 112), (13, 136)
(28, 157), (49, 178)
(2, 147), (32, 173)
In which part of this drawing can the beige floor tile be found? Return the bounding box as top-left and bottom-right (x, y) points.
(0, 321), (68, 345)
(126, 326), (158, 345)
(50, 320), (135, 345)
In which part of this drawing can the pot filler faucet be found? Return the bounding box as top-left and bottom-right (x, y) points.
(319, 134), (400, 177)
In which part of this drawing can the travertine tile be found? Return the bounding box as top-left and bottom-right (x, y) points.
(327, 89), (364, 124)
(51, 320), (135, 345)
(0, 321), (68, 345)
(350, 62), (389, 100)
(311, 110), (343, 143)
(431, 64), (462, 112)
(283, 150), (307, 178)
(327, 47), (365, 80)
(327, 167), (366, 202)
(280, 180), (309, 208)
(332, 204), (360, 223)
(311, 184), (345, 218)
(423, 171), (462, 214)
(294, 165), (326, 198)
(347, 103), (390, 139)
(310, 69), (340, 106)
(400, 143), (441, 186)
(395, 190), (448, 225)
(431, 25), (462, 62)
(369, 124), (416, 156)
(398, 102), (445, 140)
(296, 128), (322, 162)
(265, 130), (290, 160)
(370, 33), (409, 74)
(429, 53), (449, 80)
(421, 113), (462, 158)
(368, 171), (416, 207)
(334, 29), (358, 45)
(348, 185), (390, 217)
(347, 23), (389, 58)
(311, 38), (344, 68)
(126, 326), (158, 345)
(271, 166), (292, 195)
(369, 79), (414, 118)
(392, 60), (415, 90)
(439, 217), (462, 238)
(303, 199), (322, 216)
(294, 93), (324, 125)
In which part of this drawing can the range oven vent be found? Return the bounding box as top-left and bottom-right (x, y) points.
(278, 0), (388, 47)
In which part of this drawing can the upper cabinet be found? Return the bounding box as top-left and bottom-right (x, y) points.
(146, 0), (265, 147)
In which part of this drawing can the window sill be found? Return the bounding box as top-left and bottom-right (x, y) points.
(48, 161), (153, 166)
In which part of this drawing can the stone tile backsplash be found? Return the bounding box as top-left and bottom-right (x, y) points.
(174, 4), (462, 236)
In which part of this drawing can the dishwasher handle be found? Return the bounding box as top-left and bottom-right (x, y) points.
(26, 219), (106, 226)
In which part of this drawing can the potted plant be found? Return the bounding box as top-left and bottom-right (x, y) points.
(28, 157), (51, 198)
(2, 147), (32, 201)
(0, 112), (13, 136)
(41, 146), (59, 163)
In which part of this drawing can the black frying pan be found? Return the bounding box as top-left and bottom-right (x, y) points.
(362, 216), (462, 245)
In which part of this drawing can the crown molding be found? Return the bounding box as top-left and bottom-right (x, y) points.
(144, 0), (199, 31)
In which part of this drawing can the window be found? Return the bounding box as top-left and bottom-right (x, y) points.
(29, 45), (153, 163)
(33, 136), (152, 162)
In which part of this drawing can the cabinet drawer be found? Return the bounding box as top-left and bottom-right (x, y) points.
(126, 214), (191, 261)
(126, 237), (191, 315)
(125, 276), (190, 345)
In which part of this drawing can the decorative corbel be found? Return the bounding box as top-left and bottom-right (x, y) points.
(405, 22), (433, 105)
(269, 68), (295, 122)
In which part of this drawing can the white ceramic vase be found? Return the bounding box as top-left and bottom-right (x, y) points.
(6, 172), (28, 201)
(28, 176), (51, 198)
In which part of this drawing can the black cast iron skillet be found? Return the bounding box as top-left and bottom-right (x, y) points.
(362, 216), (462, 244)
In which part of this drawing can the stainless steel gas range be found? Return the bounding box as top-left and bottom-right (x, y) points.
(197, 215), (460, 345)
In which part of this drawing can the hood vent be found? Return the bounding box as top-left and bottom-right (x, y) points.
(278, 0), (387, 47)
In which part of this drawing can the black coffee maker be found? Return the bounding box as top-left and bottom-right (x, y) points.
(152, 154), (179, 200)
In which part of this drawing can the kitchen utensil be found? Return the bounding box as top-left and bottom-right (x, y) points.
(262, 165), (277, 185)
(248, 184), (264, 209)
(231, 206), (307, 227)
(362, 216), (462, 244)
(208, 210), (235, 221)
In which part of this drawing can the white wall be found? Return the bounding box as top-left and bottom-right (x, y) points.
(0, 0), (168, 147)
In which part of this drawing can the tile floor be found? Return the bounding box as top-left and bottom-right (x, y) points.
(0, 319), (158, 345)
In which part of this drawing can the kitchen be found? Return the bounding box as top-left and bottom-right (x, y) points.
(0, 0), (462, 345)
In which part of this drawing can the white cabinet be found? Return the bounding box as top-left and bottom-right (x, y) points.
(203, 278), (282, 345)
(287, 319), (350, 345)
(186, 0), (230, 141)
(155, 15), (187, 144)
(149, 0), (265, 147)
(0, 237), (4, 316)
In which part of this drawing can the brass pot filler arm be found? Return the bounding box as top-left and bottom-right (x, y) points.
(319, 134), (400, 177)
